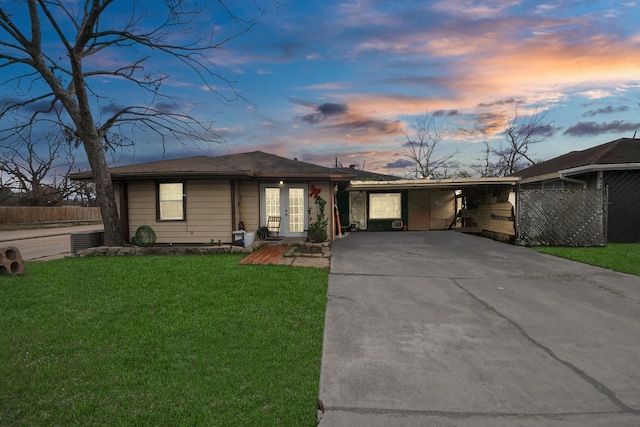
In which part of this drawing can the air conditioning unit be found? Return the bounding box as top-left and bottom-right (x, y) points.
(392, 220), (403, 229)
(70, 230), (104, 254)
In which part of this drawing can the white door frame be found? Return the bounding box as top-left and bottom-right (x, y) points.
(260, 183), (309, 237)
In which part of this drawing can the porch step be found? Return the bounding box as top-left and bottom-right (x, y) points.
(239, 245), (290, 265)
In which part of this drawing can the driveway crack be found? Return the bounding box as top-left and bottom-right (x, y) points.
(450, 278), (638, 414)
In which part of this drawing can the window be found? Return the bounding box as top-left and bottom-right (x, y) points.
(369, 193), (401, 219)
(265, 187), (280, 218)
(158, 183), (185, 221)
(288, 187), (305, 233)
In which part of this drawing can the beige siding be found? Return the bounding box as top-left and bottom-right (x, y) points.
(125, 179), (335, 243)
(238, 181), (260, 232)
(127, 181), (155, 238)
(127, 180), (232, 244)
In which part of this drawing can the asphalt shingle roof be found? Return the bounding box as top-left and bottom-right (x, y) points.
(70, 151), (356, 181)
(334, 167), (401, 181)
(513, 138), (640, 179)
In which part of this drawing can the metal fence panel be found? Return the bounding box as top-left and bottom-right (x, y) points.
(518, 189), (606, 246)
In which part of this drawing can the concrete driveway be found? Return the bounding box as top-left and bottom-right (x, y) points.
(319, 231), (640, 426)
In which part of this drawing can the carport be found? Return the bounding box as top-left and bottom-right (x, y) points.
(343, 177), (520, 242)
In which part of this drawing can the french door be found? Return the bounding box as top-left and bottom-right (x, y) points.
(260, 184), (308, 237)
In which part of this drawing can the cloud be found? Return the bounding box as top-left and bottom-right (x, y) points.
(582, 105), (630, 117)
(154, 101), (180, 114)
(563, 120), (640, 136)
(476, 98), (525, 108)
(430, 0), (521, 20)
(529, 124), (557, 138)
(298, 102), (349, 124)
(470, 112), (510, 137)
(578, 89), (613, 100)
(327, 114), (401, 134)
(296, 82), (350, 91)
(384, 158), (413, 169)
(0, 96), (62, 114)
(433, 109), (460, 117)
(318, 103), (349, 116)
(295, 101), (402, 135)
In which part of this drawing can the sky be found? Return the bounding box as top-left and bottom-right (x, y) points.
(2, 0), (640, 177)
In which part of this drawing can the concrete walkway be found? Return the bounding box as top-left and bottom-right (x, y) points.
(318, 231), (640, 426)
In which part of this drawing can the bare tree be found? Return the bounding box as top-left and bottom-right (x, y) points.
(0, 124), (80, 205)
(0, 173), (14, 204)
(0, 1), (269, 244)
(399, 111), (458, 179)
(482, 108), (553, 176)
(71, 179), (97, 207)
(473, 140), (503, 178)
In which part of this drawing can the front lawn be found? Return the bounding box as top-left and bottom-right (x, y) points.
(533, 243), (640, 275)
(0, 255), (328, 426)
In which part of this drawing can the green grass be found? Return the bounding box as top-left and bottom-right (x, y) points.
(534, 243), (640, 275)
(0, 255), (328, 426)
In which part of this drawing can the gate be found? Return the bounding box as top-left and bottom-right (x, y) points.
(517, 189), (607, 246)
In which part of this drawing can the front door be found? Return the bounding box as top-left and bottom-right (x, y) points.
(261, 184), (308, 237)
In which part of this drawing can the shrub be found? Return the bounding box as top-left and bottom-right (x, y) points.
(308, 195), (328, 243)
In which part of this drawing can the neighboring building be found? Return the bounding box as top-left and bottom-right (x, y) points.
(513, 138), (640, 243)
(70, 151), (355, 244)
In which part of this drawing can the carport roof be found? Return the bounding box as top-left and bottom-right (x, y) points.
(347, 176), (520, 191)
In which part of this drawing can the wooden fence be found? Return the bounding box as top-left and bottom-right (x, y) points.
(0, 206), (102, 224)
(459, 202), (516, 238)
(456, 189), (516, 242)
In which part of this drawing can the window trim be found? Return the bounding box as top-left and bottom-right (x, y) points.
(156, 182), (186, 221)
(368, 192), (402, 220)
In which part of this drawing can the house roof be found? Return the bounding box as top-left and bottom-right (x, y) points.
(334, 167), (401, 181)
(69, 151), (356, 181)
(513, 138), (640, 181)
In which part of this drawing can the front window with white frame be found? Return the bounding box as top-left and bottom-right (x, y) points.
(157, 182), (185, 221)
(369, 193), (401, 219)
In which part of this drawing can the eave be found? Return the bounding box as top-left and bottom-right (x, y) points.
(69, 170), (353, 182)
(347, 177), (520, 191)
(519, 163), (640, 184)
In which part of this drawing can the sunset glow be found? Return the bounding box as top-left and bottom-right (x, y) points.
(2, 0), (639, 175)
